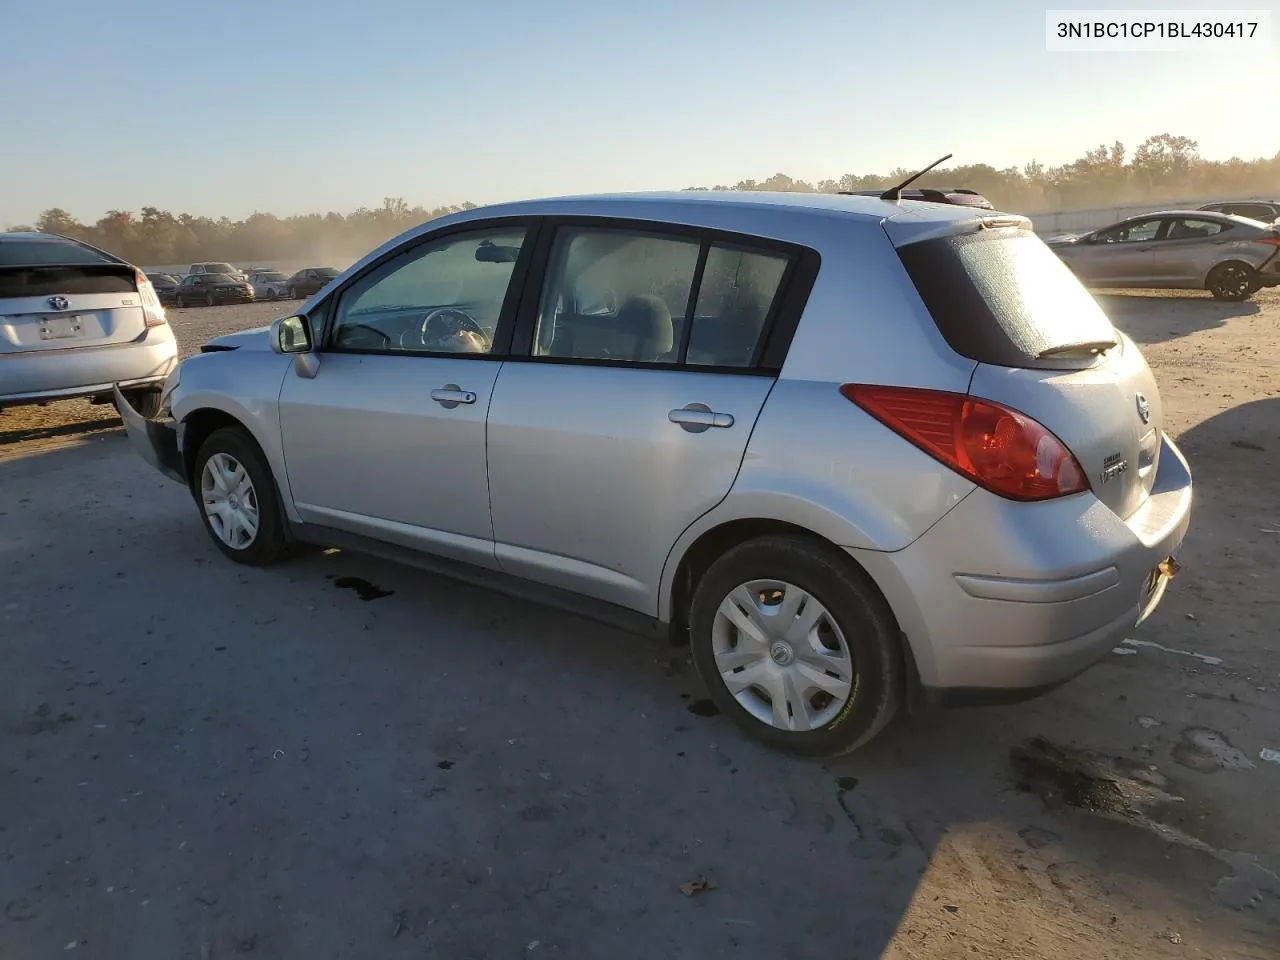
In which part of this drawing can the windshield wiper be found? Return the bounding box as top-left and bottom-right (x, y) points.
(1036, 338), (1117, 359)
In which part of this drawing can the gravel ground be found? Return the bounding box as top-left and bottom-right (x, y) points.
(1, 289), (1277, 959)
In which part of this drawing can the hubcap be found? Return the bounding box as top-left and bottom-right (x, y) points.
(201, 452), (259, 549)
(711, 580), (855, 733)
(1216, 266), (1250, 296)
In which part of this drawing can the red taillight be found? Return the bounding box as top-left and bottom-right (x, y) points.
(134, 269), (168, 327)
(1254, 235), (1280, 247)
(840, 384), (1089, 501)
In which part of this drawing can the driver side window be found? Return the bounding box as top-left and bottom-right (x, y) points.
(1097, 219), (1161, 244)
(330, 226), (528, 355)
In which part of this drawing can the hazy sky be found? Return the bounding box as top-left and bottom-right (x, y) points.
(2, 0), (1276, 225)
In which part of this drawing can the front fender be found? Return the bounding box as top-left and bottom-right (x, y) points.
(169, 351), (298, 520)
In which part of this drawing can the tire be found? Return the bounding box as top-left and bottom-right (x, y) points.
(192, 426), (290, 566)
(114, 388), (162, 419)
(688, 534), (903, 758)
(266, 288), (278, 301)
(1207, 261), (1258, 302)
(288, 286), (299, 300)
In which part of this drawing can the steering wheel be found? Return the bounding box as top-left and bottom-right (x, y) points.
(400, 307), (489, 352)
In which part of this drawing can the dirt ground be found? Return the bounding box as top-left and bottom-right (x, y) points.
(1, 292), (1277, 959)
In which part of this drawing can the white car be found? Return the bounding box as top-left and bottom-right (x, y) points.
(0, 231), (176, 417)
(247, 270), (291, 301)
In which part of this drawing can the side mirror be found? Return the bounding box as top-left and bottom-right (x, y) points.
(270, 315), (313, 354)
(271, 315), (321, 379)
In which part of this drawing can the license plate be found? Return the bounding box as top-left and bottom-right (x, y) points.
(39, 315), (85, 340)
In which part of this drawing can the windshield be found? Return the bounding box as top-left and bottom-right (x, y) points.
(256, 271), (287, 281)
(202, 262), (236, 274)
(316, 268), (339, 278)
(897, 227), (1118, 369)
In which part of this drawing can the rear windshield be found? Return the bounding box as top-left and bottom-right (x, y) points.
(0, 265), (136, 298)
(896, 227), (1117, 369)
(0, 237), (114, 267)
(200, 262), (236, 274)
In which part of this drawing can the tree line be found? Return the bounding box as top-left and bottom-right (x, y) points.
(9, 134), (1277, 267)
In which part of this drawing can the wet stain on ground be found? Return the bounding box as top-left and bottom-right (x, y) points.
(333, 576), (394, 601)
(1010, 736), (1178, 819)
(436, 760), (454, 770)
(1172, 727), (1256, 773)
(687, 699), (720, 717)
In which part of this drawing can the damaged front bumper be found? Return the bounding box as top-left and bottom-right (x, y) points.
(112, 384), (186, 485)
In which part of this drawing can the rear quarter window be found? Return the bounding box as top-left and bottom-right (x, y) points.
(896, 227), (1117, 370)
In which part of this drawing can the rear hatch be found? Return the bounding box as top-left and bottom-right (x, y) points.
(0, 263), (149, 354)
(891, 218), (1160, 520)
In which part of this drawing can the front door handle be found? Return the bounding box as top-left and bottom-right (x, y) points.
(431, 384), (477, 408)
(669, 402), (734, 433)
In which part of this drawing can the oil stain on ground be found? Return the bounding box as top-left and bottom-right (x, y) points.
(333, 576), (394, 601)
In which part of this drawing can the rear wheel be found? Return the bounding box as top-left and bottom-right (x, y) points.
(114, 388), (162, 419)
(688, 534), (903, 757)
(193, 427), (289, 566)
(1207, 261), (1258, 301)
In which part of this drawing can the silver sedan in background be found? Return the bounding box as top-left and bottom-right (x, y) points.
(1047, 210), (1280, 301)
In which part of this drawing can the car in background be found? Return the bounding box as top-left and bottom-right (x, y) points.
(146, 272), (182, 307)
(0, 231), (176, 417)
(286, 267), (340, 299)
(247, 269), (290, 301)
(841, 187), (994, 209)
(173, 272), (255, 307)
(1046, 210), (1280, 301)
(188, 261), (248, 281)
(1198, 199), (1280, 224)
(115, 191), (1191, 757)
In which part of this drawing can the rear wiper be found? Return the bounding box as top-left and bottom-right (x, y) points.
(1036, 339), (1117, 359)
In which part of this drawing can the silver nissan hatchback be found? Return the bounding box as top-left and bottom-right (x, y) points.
(117, 192), (1193, 756)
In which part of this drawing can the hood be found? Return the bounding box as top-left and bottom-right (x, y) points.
(201, 324), (272, 352)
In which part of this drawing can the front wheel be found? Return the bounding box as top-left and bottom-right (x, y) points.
(193, 427), (290, 566)
(1207, 262), (1258, 301)
(688, 535), (904, 757)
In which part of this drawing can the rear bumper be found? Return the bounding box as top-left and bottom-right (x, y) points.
(851, 433), (1193, 701)
(0, 335), (178, 407)
(112, 384), (186, 485)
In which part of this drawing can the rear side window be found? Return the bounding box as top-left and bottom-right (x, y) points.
(532, 227), (793, 368)
(897, 227), (1117, 369)
(688, 245), (789, 367)
(0, 237), (113, 267)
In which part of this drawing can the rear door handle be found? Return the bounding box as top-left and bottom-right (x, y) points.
(669, 403), (734, 433)
(431, 384), (476, 408)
